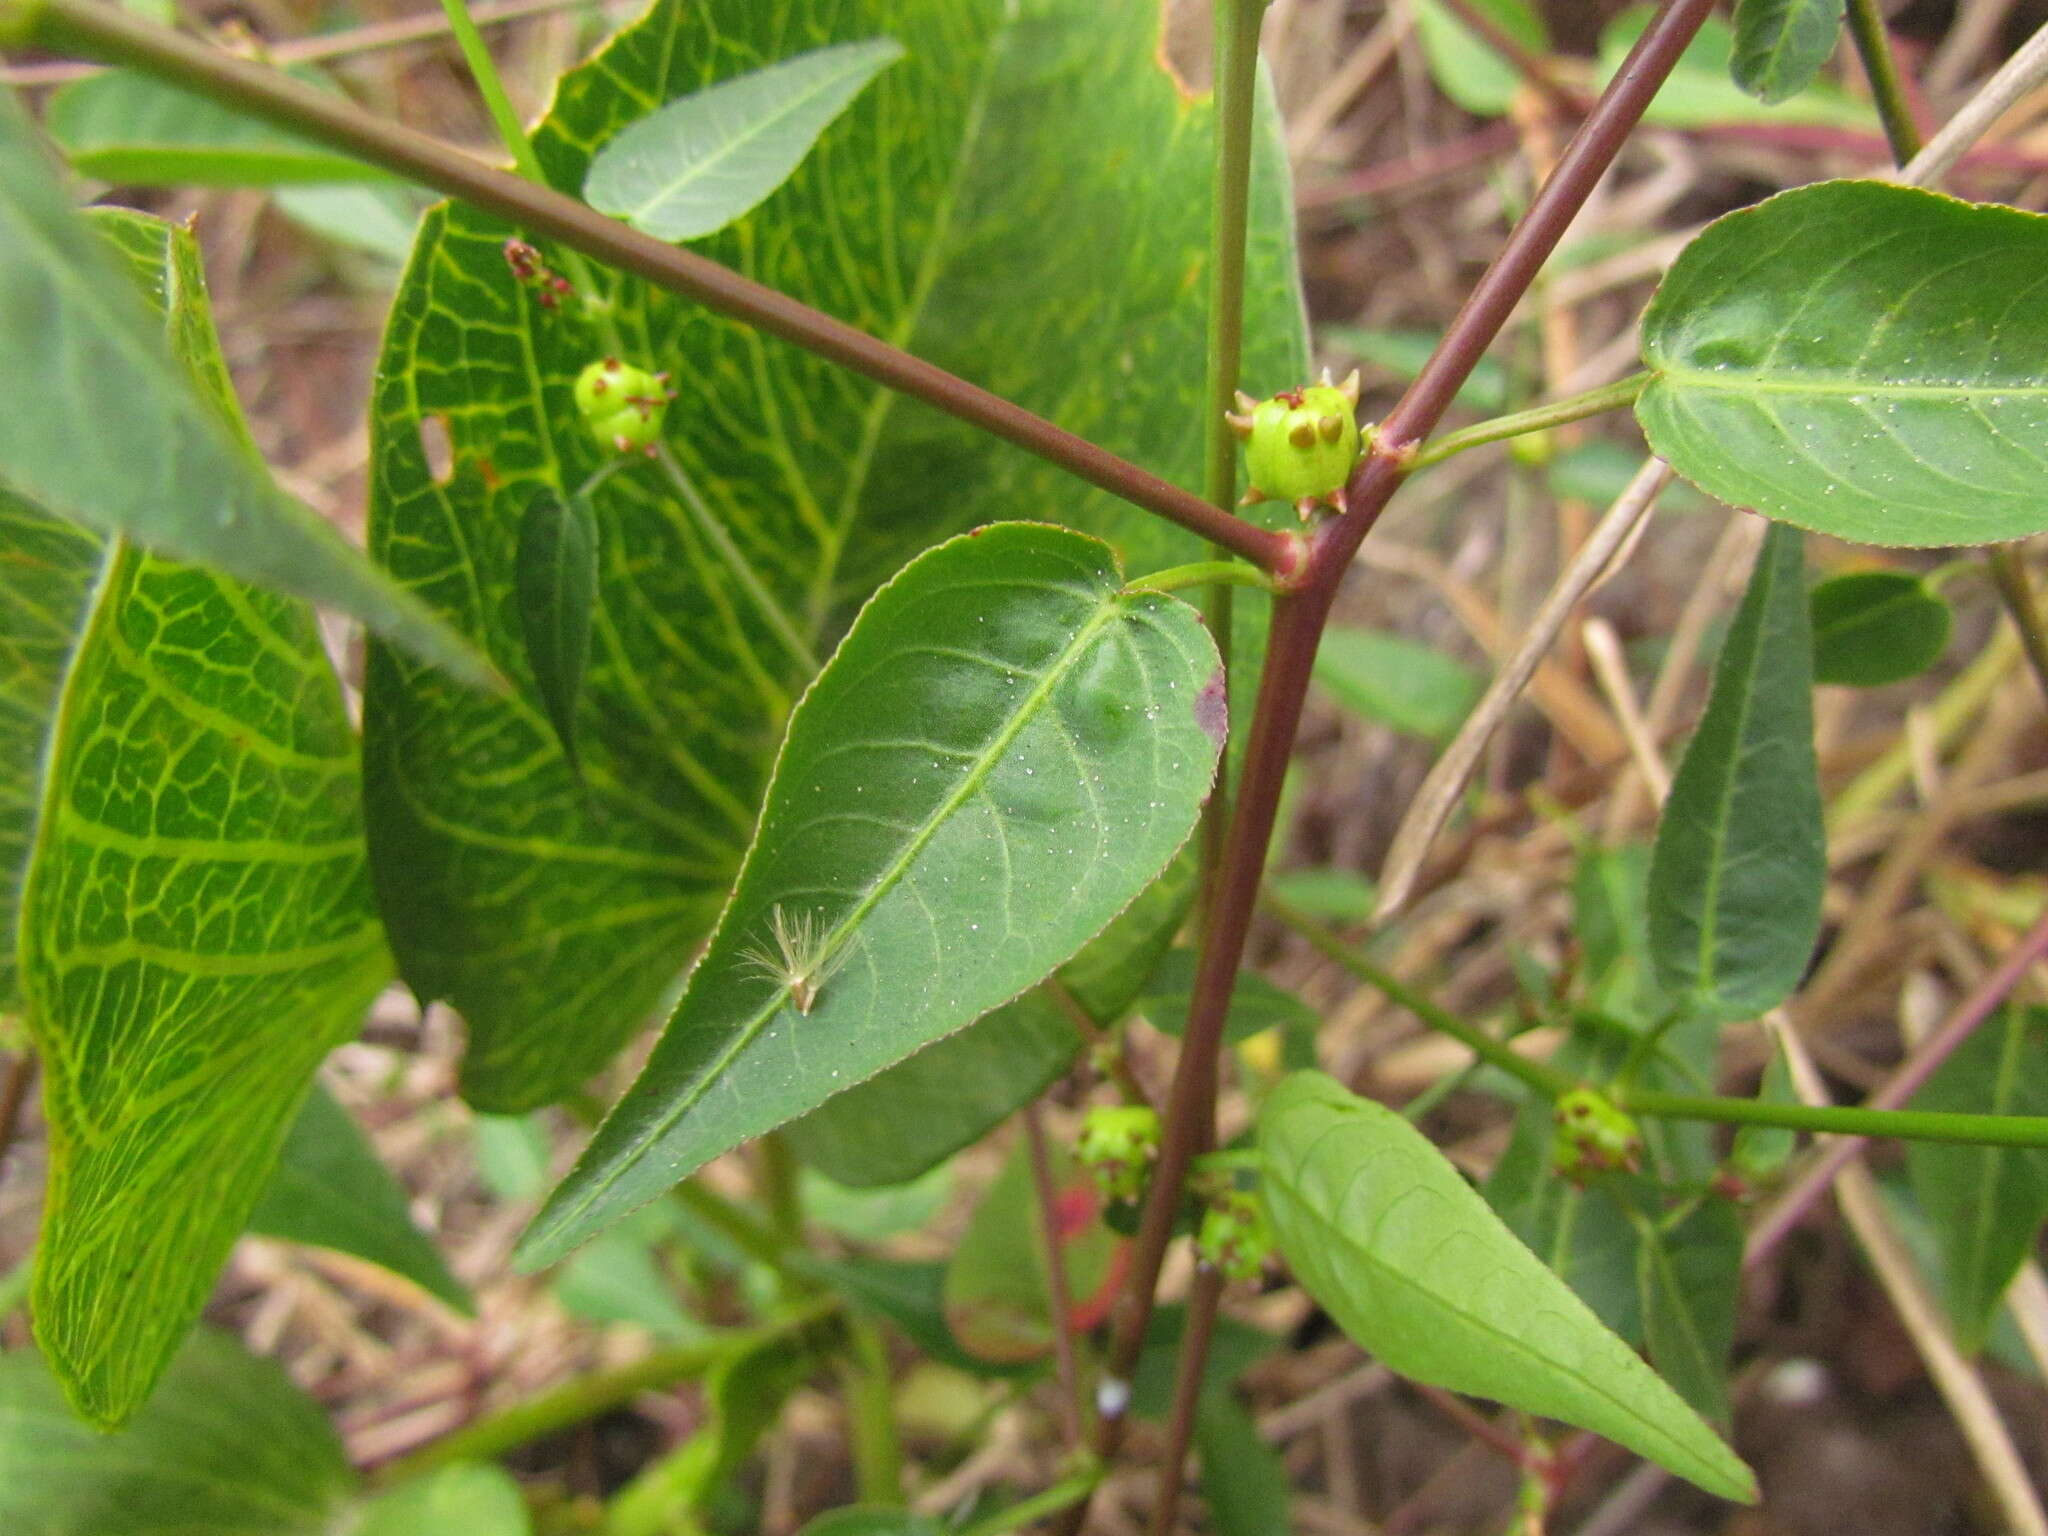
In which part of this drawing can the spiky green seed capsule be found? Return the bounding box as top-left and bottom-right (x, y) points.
(1550, 1087), (1643, 1182)
(1076, 1104), (1161, 1203)
(574, 357), (671, 454)
(1196, 1189), (1274, 1283)
(1227, 371), (1365, 519)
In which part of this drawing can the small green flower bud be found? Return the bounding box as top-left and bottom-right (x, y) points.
(1226, 369), (1365, 519)
(1550, 1087), (1643, 1183)
(1076, 1104), (1161, 1203)
(574, 357), (672, 455)
(1196, 1189), (1274, 1283)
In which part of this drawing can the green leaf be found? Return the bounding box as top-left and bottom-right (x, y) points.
(942, 1134), (1121, 1363)
(248, 1083), (472, 1314)
(1266, 866), (1377, 925)
(1648, 523), (1822, 1021)
(45, 67), (396, 184)
(1573, 843), (1668, 1026)
(1056, 844), (1198, 1021)
(514, 491), (600, 776)
(586, 37), (907, 242)
(1312, 625), (1480, 742)
(520, 524), (1220, 1263)
(1259, 1072), (1756, 1502)
(0, 492), (104, 1014)
(785, 989), (1081, 1188)
(1193, 1392), (1294, 1536)
(364, 0), (1306, 1112)
(1319, 325), (1507, 412)
(1905, 1006), (2048, 1353)
(803, 1161), (952, 1240)
(1414, 0), (1548, 117)
(1600, 7), (1871, 128)
(17, 210), (393, 1426)
(0, 1327), (357, 1534)
(273, 183), (426, 263)
(1639, 182), (2048, 548)
(354, 1463), (533, 1536)
(1810, 569), (1951, 686)
(1730, 0), (1846, 105)
(0, 91), (486, 684)
(805, 1255), (1030, 1377)
(1129, 1304), (1279, 1419)
(1636, 1198), (1744, 1428)
(1137, 946), (1317, 1045)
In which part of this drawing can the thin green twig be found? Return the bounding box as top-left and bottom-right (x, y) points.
(434, 0), (544, 181)
(1407, 372), (1648, 470)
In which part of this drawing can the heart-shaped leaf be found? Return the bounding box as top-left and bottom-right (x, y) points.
(519, 524), (1220, 1263)
(1260, 1071), (1756, 1502)
(1639, 181), (2048, 547)
(362, 0), (1307, 1111)
(16, 211), (391, 1426)
(586, 37), (906, 241)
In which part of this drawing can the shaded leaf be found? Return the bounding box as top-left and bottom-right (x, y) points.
(46, 67), (396, 184)
(18, 210), (393, 1426)
(1637, 1198), (1743, 1427)
(0, 1327), (356, 1534)
(363, 0), (1306, 1112)
(514, 490), (600, 775)
(1130, 1305), (1279, 1419)
(1731, 0), (1846, 105)
(1640, 181), (2048, 547)
(1267, 866), (1377, 924)
(1648, 523), (1823, 1020)
(1319, 324), (1507, 412)
(1906, 1006), (2048, 1352)
(797, 1511), (943, 1536)
(273, 182), (426, 263)
(1260, 1071), (1756, 1501)
(552, 1207), (709, 1341)
(1414, 0), (1548, 117)
(586, 37), (906, 241)
(1573, 842), (1668, 1026)
(1601, 7), (1871, 128)
(805, 1255), (1032, 1377)
(249, 1082), (471, 1313)
(1730, 1040), (1800, 1180)
(786, 989), (1081, 1188)
(803, 1162), (952, 1240)
(354, 1463), (532, 1536)
(1810, 569), (1951, 686)
(0, 90), (484, 683)
(942, 1135), (1123, 1364)
(1194, 1392), (1294, 1536)
(520, 525), (1220, 1263)
(1137, 946), (1317, 1045)
(1312, 625), (1480, 742)
(0, 492), (104, 1013)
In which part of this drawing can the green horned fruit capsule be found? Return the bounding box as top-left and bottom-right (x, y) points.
(1550, 1087), (1643, 1184)
(1227, 368), (1366, 520)
(1076, 1103), (1162, 1203)
(1196, 1187), (1274, 1284)
(574, 357), (673, 456)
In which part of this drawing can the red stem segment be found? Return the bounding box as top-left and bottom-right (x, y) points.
(14, 0), (1299, 576)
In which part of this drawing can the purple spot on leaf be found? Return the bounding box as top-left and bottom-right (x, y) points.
(1194, 669), (1228, 746)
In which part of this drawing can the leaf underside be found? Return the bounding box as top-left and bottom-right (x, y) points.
(1639, 181), (2048, 547)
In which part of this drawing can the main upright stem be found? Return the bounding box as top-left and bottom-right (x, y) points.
(1059, 2), (1720, 1526)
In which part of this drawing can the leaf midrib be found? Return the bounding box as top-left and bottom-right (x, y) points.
(1654, 368), (2048, 401)
(533, 578), (1131, 1246)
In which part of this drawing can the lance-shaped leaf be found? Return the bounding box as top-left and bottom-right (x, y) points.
(0, 89), (484, 683)
(520, 524), (1221, 1265)
(514, 491), (600, 776)
(1259, 1072), (1756, 1502)
(248, 1083), (472, 1313)
(1636, 1197), (1744, 1428)
(45, 67), (398, 185)
(1730, 0), (1846, 105)
(1639, 181), (2048, 548)
(586, 37), (907, 242)
(1906, 1006), (2048, 1353)
(363, 0), (1307, 1113)
(0, 1328), (358, 1535)
(18, 210), (391, 1426)
(1648, 523), (1823, 1021)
